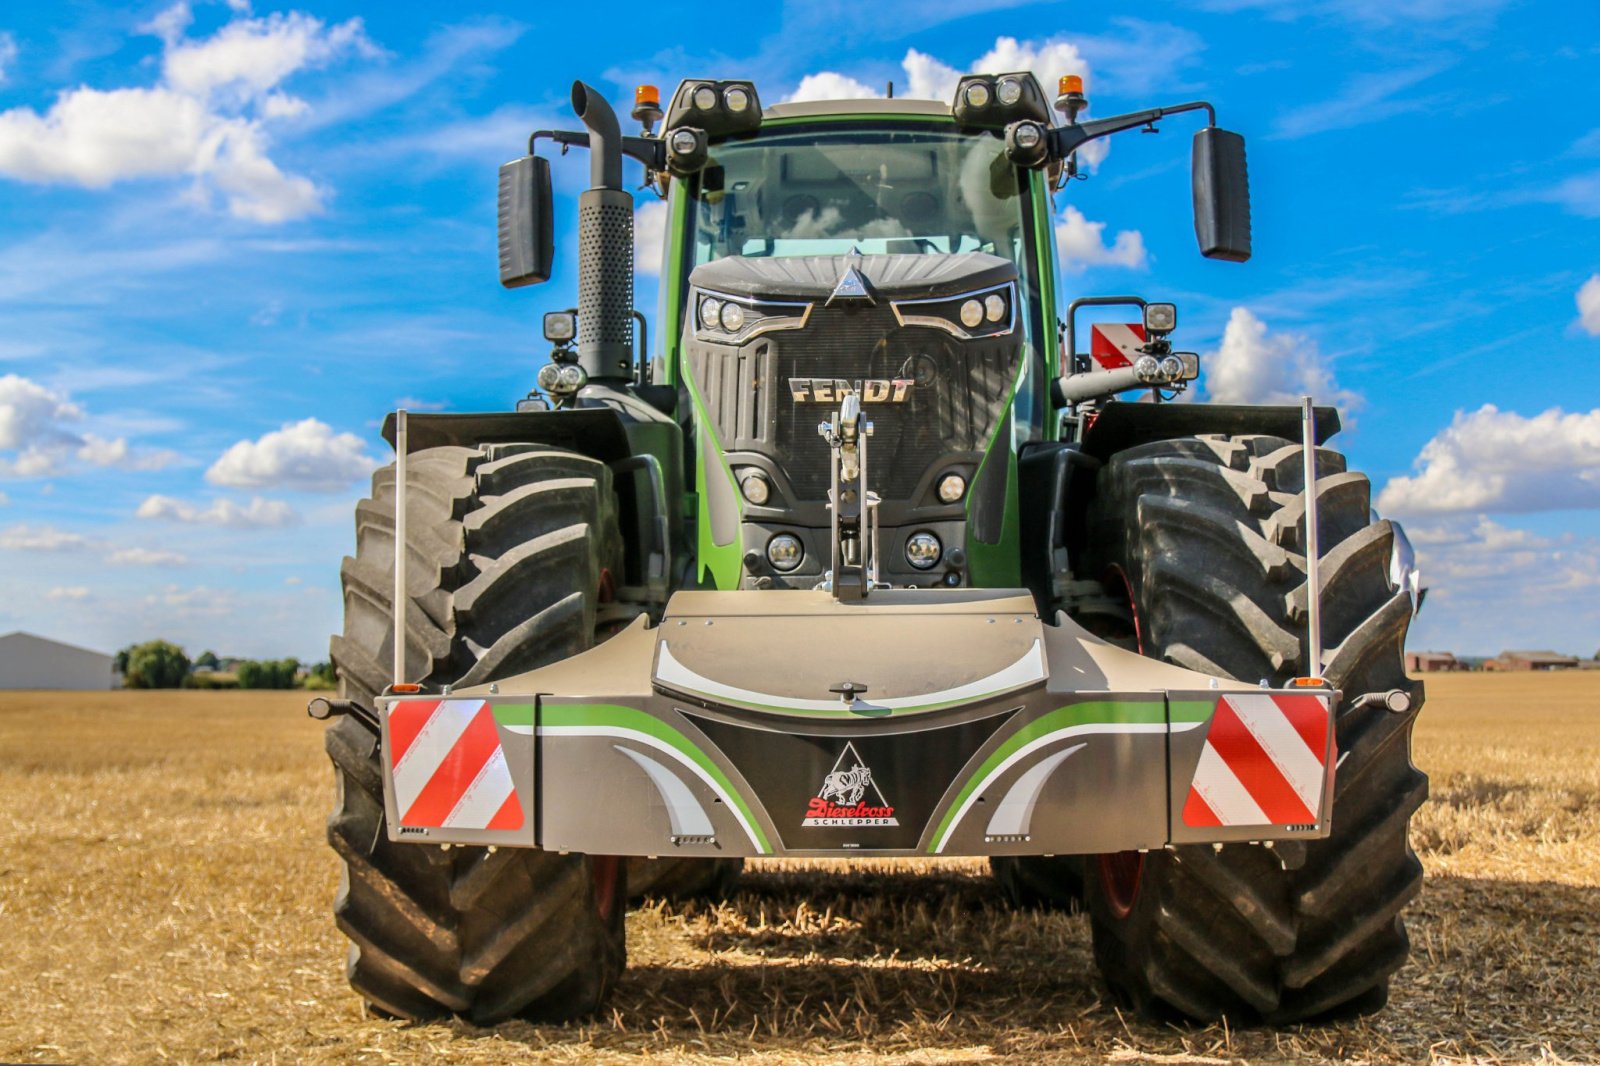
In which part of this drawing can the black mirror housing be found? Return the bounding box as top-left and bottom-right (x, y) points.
(1192, 127), (1251, 262)
(498, 155), (554, 287)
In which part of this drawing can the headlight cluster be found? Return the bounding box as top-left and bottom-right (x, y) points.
(693, 289), (812, 341)
(665, 79), (763, 137)
(891, 282), (1015, 340)
(951, 72), (1051, 130)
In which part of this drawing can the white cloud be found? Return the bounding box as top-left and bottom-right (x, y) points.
(1577, 274), (1600, 336)
(0, 523), (89, 550)
(1055, 205), (1146, 272)
(1376, 405), (1600, 515)
(0, 374), (176, 477)
(205, 417), (379, 491)
(0, 32), (17, 85)
(108, 547), (189, 566)
(0, 6), (374, 222)
(785, 72), (881, 103)
(136, 494), (297, 527)
(635, 198), (669, 276)
(47, 586), (90, 601)
(1203, 307), (1362, 410)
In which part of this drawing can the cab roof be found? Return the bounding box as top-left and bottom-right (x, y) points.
(761, 98), (953, 121)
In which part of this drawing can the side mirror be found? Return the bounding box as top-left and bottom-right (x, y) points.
(1192, 127), (1251, 262)
(498, 155), (554, 287)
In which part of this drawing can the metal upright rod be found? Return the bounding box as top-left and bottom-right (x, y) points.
(1301, 396), (1322, 677)
(393, 409), (408, 687)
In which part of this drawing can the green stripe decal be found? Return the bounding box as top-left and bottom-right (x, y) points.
(491, 703), (536, 727)
(928, 699), (1169, 853)
(540, 703), (771, 853)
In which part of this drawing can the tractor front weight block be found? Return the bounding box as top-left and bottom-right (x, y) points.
(376, 589), (1335, 858)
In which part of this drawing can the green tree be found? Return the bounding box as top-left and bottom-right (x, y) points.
(123, 640), (191, 689)
(195, 649), (220, 671)
(304, 661), (337, 690)
(236, 658), (302, 689)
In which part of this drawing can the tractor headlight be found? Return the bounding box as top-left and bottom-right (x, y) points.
(700, 297), (722, 329)
(719, 301), (746, 332)
(1144, 302), (1177, 335)
(767, 533), (803, 572)
(964, 82), (991, 109)
(693, 288), (812, 342)
(952, 72), (1049, 131)
(723, 86), (751, 113)
(536, 363), (561, 391)
(557, 364), (587, 391)
(692, 85), (717, 110)
(937, 474), (967, 503)
(906, 531), (942, 570)
(891, 282), (1015, 339)
(740, 472), (771, 506)
(996, 77), (1023, 106)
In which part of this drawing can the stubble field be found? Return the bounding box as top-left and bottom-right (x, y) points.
(1, 672), (1597, 1064)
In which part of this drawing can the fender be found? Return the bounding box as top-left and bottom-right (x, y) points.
(1078, 400), (1340, 461)
(380, 408), (633, 464)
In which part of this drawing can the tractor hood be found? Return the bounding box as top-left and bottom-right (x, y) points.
(691, 251), (1017, 302)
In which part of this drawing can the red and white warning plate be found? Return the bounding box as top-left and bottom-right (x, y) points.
(387, 699), (523, 831)
(1090, 322), (1147, 369)
(1182, 692), (1333, 828)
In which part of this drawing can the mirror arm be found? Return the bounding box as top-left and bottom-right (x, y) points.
(527, 129), (665, 172)
(1048, 100), (1217, 160)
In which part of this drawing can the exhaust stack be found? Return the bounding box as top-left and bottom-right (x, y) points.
(572, 81), (635, 382)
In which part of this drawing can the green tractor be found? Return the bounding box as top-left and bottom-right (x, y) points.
(316, 72), (1425, 1027)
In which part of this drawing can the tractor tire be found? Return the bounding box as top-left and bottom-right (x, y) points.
(325, 444), (629, 1024)
(627, 856), (745, 902)
(989, 855), (1085, 911)
(1074, 433), (1426, 1025)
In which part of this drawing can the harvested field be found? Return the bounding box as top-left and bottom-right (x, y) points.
(1, 672), (1597, 1064)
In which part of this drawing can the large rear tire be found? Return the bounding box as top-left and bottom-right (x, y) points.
(325, 444), (629, 1023)
(1075, 434), (1426, 1025)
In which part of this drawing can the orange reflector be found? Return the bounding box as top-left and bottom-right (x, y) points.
(1291, 677), (1329, 687)
(636, 83), (660, 107)
(1059, 74), (1084, 95)
(391, 683), (423, 694)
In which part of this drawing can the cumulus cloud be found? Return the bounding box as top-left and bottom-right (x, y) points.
(1578, 274), (1600, 336)
(0, 373), (174, 477)
(786, 72), (881, 103)
(47, 586), (90, 601)
(1376, 405), (1600, 515)
(108, 547), (189, 566)
(0, 5), (375, 222)
(1055, 205), (1146, 271)
(136, 494), (297, 527)
(0, 523), (89, 550)
(1203, 308), (1362, 409)
(635, 198), (668, 276)
(205, 417), (379, 491)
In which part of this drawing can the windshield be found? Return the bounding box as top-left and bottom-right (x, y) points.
(687, 124), (1028, 266)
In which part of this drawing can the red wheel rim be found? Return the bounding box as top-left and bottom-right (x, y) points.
(1104, 563), (1144, 655)
(597, 567), (616, 605)
(590, 855), (622, 922)
(1099, 851), (1144, 920)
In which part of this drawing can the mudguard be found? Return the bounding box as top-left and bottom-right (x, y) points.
(375, 589), (1335, 858)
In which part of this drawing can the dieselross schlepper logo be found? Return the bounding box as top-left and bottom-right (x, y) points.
(802, 742), (899, 827)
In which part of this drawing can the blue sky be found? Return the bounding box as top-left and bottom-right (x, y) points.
(1, 0), (1597, 661)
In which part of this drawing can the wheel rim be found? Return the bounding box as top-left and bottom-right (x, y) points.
(1099, 851), (1144, 919)
(590, 855), (622, 922)
(1105, 563), (1144, 655)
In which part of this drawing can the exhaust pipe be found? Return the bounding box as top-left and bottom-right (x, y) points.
(571, 81), (634, 381)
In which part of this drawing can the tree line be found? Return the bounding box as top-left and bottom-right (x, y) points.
(114, 640), (336, 690)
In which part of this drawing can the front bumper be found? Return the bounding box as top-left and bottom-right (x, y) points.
(377, 589), (1335, 857)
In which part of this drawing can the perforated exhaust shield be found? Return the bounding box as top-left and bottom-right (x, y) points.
(576, 188), (634, 379)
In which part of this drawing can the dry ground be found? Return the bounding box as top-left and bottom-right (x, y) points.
(1, 673), (1597, 1064)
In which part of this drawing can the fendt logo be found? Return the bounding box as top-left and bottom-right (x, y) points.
(788, 378), (913, 404)
(802, 742), (899, 827)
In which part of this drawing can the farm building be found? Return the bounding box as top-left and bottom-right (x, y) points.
(1406, 651), (1464, 673)
(1484, 650), (1581, 672)
(0, 631), (116, 690)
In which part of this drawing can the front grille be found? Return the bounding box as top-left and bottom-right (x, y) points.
(686, 303), (1018, 502)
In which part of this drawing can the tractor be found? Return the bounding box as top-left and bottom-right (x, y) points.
(314, 71), (1426, 1027)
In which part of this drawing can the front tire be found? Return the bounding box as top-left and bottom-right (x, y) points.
(1076, 434), (1426, 1025)
(325, 444), (629, 1023)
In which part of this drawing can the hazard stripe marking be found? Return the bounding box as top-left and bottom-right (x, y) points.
(388, 699), (523, 831)
(1090, 322), (1146, 369)
(388, 698), (442, 766)
(1182, 693), (1331, 828)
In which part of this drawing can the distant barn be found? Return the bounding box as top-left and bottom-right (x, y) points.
(1406, 651), (1464, 673)
(0, 631), (115, 690)
(1484, 650), (1581, 672)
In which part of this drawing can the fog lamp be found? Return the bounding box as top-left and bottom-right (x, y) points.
(959, 298), (983, 328)
(906, 531), (942, 570)
(937, 474), (966, 503)
(767, 533), (803, 572)
(740, 472), (770, 506)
